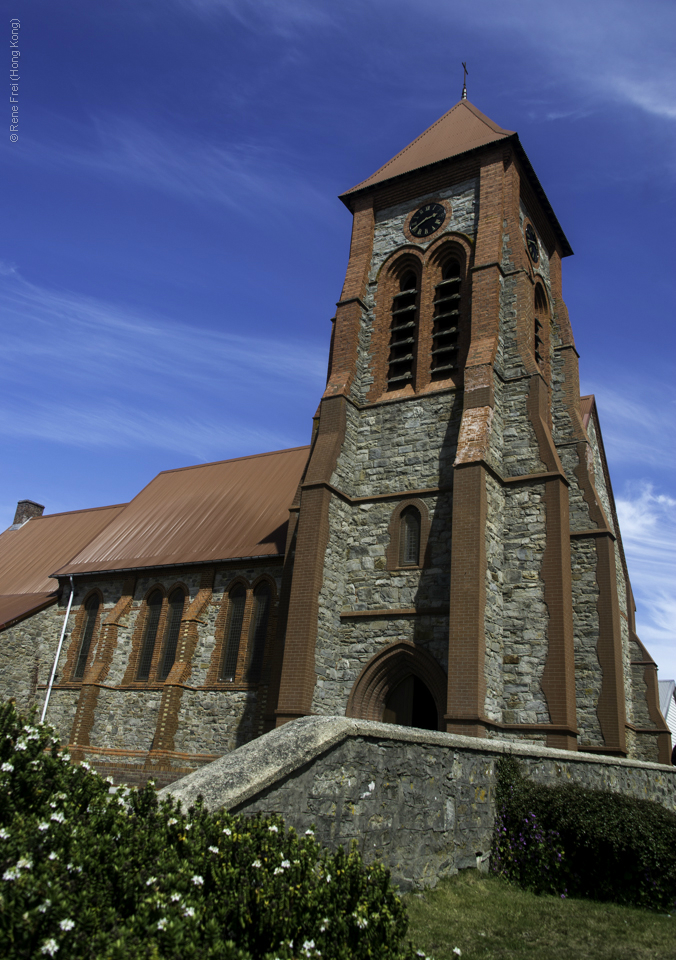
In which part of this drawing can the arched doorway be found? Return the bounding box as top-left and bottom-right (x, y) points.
(382, 674), (438, 731)
(346, 641), (445, 732)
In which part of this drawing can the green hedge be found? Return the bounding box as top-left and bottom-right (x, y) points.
(491, 755), (676, 910)
(0, 701), (427, 960)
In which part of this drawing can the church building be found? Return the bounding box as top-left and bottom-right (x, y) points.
(1, 98), (671, 784)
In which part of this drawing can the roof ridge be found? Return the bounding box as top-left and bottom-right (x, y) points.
(156, 444), (311, 476)
(39, 503), (128, 519)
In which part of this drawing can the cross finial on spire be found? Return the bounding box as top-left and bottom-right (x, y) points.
(461, 62), (468, 100)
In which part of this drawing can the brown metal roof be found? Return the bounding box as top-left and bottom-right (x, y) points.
(0, 593), (57, 631)
(56, 446), (310, 577)
(580, 394), (595, 430)
(0, 504), (127, 595)
(341, 100), (514, 197)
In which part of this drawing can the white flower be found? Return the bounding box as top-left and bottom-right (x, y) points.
(268, 824), (279, 833)
(146, 877), (157, 886)
(223, 828), (232, 836)
(281, 860), (290, 869)
(167, 818), (178, 826)
(59, 919), (75, 932)
(3, 867), (19, 880)
(0, 828), (9, 839)
(38, 900), (51, 913)
(105, 776), (114, 784)
(1, 762), (13, 773)
(453, 950), (462, 957)
(184, 823), (192, 830)
(274, 867), (283, 875)
(15, 740), (27, 750)
(48, 852), (58, 861)
(252, 859), (262, 868)
(183, 906), (195, 918)
(208, 846), (218, 854)
(41, 939), (59, 956)
(80, 762), (91, 771)
(50, 812), (65, 824)
(305, 829), (314, 836)
(170, 892), (181, 902)
(38, 822), (49, 832)
(61, 754), (70, 762)
(157, 918), (168, 930)
(17, 858), (32, 871)
(49, 802), (57, 809)
(191, 875), (204, 885)
(319, 918), (329, 932)
(325, 873), (331, 883)
(66, 863), (74, 872)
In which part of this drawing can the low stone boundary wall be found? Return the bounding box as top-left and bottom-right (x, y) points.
(160, 717), (676, 889)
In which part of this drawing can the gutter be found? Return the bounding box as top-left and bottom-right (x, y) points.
(40, 575), (74, 725)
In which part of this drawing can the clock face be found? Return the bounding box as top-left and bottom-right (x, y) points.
(525, 223), (539, 263)
(409, 202), (446, 239)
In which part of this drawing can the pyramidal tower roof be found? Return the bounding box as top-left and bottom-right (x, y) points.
(342, 100), (514, 197)
(339, 98), (573, 257)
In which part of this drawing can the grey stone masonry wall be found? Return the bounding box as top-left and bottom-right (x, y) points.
(0, 605), (57, 714)
(571, 538), (604, 747)
(161, 716), (676, 890)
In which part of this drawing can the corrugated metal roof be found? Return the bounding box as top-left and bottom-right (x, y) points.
(580, 395), (594, 429)
(0, 504), (127, 595)
(341, 100), (514, 197)
(0, 593), (57, 631)
(56, 446), (310, 577)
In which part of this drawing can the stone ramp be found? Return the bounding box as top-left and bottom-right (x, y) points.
(160, 717), (676, 889)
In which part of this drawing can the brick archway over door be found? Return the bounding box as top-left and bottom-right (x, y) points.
(345, 641), (446, 731)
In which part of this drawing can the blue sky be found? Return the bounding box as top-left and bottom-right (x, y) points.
(2, 0), (675, 677)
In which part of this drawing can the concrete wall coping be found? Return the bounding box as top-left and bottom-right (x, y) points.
(160, 716), (676, 813)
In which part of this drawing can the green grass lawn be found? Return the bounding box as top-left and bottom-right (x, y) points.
(404, 872), (676, 960)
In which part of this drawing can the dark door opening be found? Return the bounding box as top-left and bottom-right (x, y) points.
(382, 674), (438, 731)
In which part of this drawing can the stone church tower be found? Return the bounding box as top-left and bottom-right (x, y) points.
(275, 99), (669, 762)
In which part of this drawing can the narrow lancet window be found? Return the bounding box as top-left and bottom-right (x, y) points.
(220, 585), (246, 682)
(159, 588), (185, 681)
(387, 271), (418, 390)
(431, 259), (461, 380)
(137, 589), (163, 681)
(400, 507), (421, 566)
(534, 286), (547, 366)
(74, 594), (100, 679)
(246, 582), (271, 683)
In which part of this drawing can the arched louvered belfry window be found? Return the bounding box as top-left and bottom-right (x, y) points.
(158, 587), (186, 681)
(137, 589), (163, 681)
(534, 285), (547, 366)
(431, 259), (462, 380)
(220, 585), (247, 682)
(74, 593), (100, 679)
(387, 270), (419, 390)
(399, 506), (421, 567)
(246, 582), (272, 683)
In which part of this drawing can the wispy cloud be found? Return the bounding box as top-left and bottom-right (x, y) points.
(0, 266), (325, 460)
(617, 484), (676, 678)
(8, 116), (329, 218)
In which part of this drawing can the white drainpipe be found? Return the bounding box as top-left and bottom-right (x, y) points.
(40, 575), (75, 724)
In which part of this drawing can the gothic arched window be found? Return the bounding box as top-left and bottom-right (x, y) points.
(137, 589), (163, 681)
(387, 270), (419, 390)
(534, 285), (548, 366)
(158, 587), (186, 681)
(74, 593), (100, 679)
(246, 582), (272, 683)
(431, 258), (462, 380)
(220, 585), (246, 682)
(399, 506), (421, 566)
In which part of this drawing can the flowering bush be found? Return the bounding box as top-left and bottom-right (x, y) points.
(0, 700), (425, 960)
(491, 756), (676, 911)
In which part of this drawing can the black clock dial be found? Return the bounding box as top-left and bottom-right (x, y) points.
(525, 223), (539, 263)
(409, 202), (446, 239)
